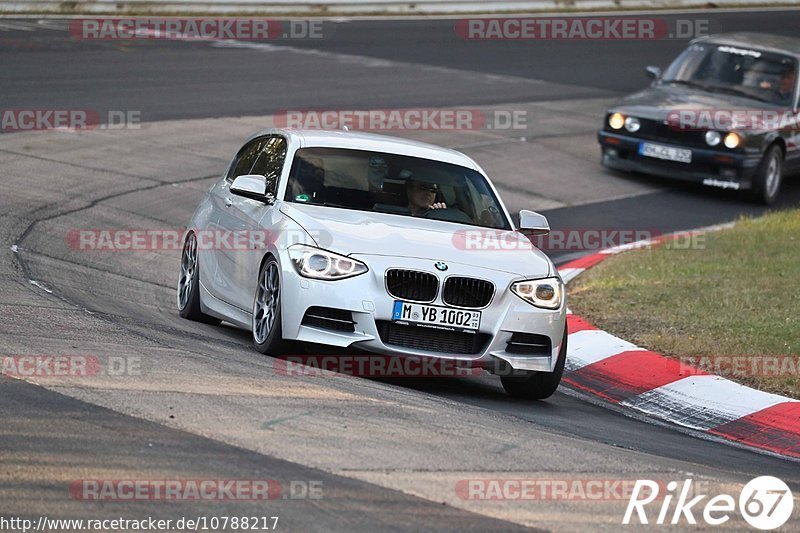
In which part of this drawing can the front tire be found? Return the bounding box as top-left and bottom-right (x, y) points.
(501, 327), (567, 400)
(252, 258), (285, 355)
(751, 145), (783, 205)
(177, 232), (221, 325)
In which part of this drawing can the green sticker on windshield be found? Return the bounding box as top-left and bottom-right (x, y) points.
(295, 194), (310, 202)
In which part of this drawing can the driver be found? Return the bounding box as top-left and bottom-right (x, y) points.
(405, 175), (446, 216)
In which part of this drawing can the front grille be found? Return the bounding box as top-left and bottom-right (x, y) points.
(442, 277), (494, 308)
(505, 332), (551, 356)
(634, 118), (708, 148)
(301, 306), (355, 332)
(385, 269), (438, 302)
(377, 321), (489, 355)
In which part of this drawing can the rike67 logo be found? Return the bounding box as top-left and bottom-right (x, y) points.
(624, 476), (794, 530)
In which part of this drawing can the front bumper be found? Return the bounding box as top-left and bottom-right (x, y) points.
(598, 131), (761, 190)
(277, 253), (566, 373)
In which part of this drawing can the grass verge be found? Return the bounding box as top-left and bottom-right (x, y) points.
(568, 209), (800, 399)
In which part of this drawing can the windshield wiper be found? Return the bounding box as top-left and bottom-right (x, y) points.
(703, 85), (772, 103)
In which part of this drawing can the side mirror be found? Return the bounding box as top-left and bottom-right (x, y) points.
(230, 174), (274, 204)
(518, 210), (550, 235)
(646, 66), (662, 80)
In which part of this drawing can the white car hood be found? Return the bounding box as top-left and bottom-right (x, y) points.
(279, 202), (552, 277)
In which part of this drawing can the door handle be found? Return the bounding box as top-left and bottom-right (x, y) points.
(224, 197), (233, 208)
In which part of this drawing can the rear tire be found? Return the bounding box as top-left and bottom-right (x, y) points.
(751, 145), (783, 205)
(501, 327), (567, 400)
(252, 258), (285, 355)
(177, 232), (221, 325)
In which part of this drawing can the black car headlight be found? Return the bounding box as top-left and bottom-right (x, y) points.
(288, 244), (367, 280)
(510, 277), (563, 310)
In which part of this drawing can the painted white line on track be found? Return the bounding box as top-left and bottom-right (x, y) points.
(211, 38), (552, 87)
(599, 239), (654, 254)
(28, 279), (53, 293)
(0, 20), (35, 30)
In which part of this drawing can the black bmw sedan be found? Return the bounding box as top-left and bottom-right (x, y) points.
(598, 32), (800, 204)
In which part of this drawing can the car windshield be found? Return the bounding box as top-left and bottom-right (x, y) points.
(283, 147), (511, 230)
(660, 43), (797, 107)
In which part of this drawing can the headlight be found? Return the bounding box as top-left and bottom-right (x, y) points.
(608, 113), (625, 130)
(510, 277), (563, 310)
(705, 131), (721, 146)
(724, 132), (741, 149)
(624, 116), (640, 132)
(288, 245), (368, 280)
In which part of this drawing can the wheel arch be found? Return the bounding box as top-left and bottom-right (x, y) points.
(764, 135), (786, 159)
(259, 250), (277, 273)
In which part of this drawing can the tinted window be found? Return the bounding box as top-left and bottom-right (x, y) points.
(250, 136), (287, 195)
(227, 137), (269, 182)
(283, 147), (511, 230)
(662, 43), (797, 107)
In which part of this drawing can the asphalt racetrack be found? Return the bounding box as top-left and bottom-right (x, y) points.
(1, 10), (799, 531)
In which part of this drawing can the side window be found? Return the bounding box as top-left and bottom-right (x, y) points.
(227, 137), (270, 182)
(250, 136), (288, 195)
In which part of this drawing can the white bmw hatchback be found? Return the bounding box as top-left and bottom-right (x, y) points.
(178, 129), (567, 398)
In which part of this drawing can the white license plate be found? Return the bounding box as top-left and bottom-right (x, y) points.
(392, 301), (481, 332)
(639, 142), (692, 164)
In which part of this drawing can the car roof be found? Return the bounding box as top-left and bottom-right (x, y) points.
(694, 32), (800, 59)
(247, 128), (482, 172)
